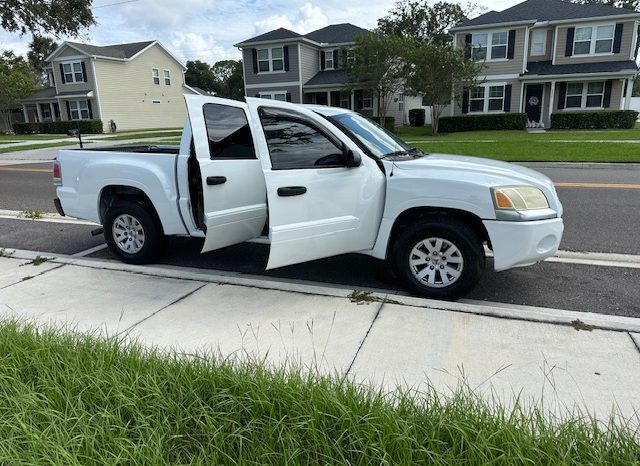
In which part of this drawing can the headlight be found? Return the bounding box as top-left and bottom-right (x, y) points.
(492, 186), (549, 211)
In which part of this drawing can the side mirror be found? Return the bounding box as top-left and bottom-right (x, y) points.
(343, 144), (361, 168)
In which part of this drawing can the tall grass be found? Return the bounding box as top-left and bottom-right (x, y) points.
(0, 321), (637, 465)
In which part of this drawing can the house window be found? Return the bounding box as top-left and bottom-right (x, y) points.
(260, 92), (287, 101)
(362, 90), (373, 109)
(69, 100), (90, 120)
(565, 82), (605, 109)
(472, 31), (509, 61)
(346, 50), (355, 65)
(325, 50), (334, 69)
(152, 68), (160, 85)
(531, 30), (547, 55)
(340, 91), (350, 109)
(398, 93), (405, 112)
(469, 84), (506, 113)
(163, 70), (171, 85)
(257, 47), (284, 73)
(574, 25), (614, 55)
(62, 62), (84, 83)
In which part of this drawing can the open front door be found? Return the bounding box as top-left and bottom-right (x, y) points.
(185, 95), (267, 253)
(245, 98), (386, 270)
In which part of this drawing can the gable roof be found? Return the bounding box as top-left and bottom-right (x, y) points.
(63, 40), (155, 59)
(236, 23), (368, 47)
(455, 0), (640, 29)
(303, 23), (369, 44)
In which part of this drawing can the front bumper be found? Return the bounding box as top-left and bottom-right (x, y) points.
(483, 217), (564, 272)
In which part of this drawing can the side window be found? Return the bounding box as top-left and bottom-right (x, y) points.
(203, 103), (256, 159)
(259, 107), (345, 170)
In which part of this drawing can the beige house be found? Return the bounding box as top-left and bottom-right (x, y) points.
(21, 40), (200, 132)
(450, 0), (640, 128)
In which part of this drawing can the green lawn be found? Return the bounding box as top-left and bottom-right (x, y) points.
(99, 130), (182, 141)
(397, 126), (640, 162)
(0, 141), (92, 154)
(0, 321), (637, 465)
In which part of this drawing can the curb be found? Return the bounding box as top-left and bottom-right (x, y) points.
(518, 162), (640, 169)
(3, 247), (640, 334)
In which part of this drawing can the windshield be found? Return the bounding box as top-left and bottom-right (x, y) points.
(328, 112), (416, 159)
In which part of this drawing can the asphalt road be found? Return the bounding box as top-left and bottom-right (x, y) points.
(1, 161), (639, 317)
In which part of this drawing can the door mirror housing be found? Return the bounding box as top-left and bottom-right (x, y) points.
(344, 144), (361, 168)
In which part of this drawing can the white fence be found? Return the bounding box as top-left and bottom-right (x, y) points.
(630, 97), (640, 116)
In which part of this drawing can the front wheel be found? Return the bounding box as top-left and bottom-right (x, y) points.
(104, 200), (164, 264)
(393, 217), (485, 300)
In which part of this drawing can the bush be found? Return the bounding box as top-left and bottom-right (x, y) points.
(13, 120), (104, 134)
(551, 110), (638, 129)
(439, 113), (527, 133)
(370, 116), (395, 131)
(408, 109), (426, 127)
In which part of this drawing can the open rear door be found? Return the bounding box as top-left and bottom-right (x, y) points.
(185, 95), (267, 253)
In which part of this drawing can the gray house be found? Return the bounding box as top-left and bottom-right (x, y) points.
(451, 0), (640, 128)
(235, 23), (419, 124)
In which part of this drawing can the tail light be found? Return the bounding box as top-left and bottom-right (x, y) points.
(53, 160), (62, 186)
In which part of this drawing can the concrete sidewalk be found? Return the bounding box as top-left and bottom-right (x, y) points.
(1, 249), (639, 424)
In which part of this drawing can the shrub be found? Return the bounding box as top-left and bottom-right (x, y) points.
(370, 116), (396, 131)
(439, 113), (527, 133)
(13, 120), (104, 134)
(551, 110), (638, 129)
(408, 109), (426, 127)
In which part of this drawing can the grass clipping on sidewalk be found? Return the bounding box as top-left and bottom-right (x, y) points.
(0, 322), (637, 465)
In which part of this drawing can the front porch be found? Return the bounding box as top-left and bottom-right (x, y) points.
(21, 89), (98, 124)
(302, 88), (377, 117)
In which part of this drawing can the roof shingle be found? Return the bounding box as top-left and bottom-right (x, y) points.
(65, 40), (155, 59)
(525, 60), (639, 76)
(303, 23), (368, 44)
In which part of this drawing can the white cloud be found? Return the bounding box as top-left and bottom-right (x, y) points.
(169, 32), (235, 64)
(254, 2), (328, 35)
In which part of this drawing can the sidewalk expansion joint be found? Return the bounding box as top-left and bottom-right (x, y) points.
(0, 260), (66, 292)
(344, 298), (387, 379)
(629, 332), (640, 357)
(116, 283), (208, 337)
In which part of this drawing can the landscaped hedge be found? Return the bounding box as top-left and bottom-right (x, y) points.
(13, 120), (103, 134)
(551, 110), (638, 129)
(409, 109), (426, 127)
(370, 116), (396, 131)
(439, 113), (528, 133)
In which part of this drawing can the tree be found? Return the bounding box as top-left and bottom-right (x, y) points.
(28, 36), (58, 84)
(343, 32), (408, 126)
(0, 0), (95, 36)
(377, 0), (484, 45)
(571, 0), (638, 9)
(210, 60), (244, 100)
(0, 51), (36, 131)
(405, 42), (483, 135)
(185, 60), (216, 93)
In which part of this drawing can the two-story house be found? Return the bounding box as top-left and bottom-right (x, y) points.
(451, 0), (640, 128)
(20, 40), (199, 131)
(235, 23), (418, 125)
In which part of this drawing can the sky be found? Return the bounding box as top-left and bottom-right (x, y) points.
(0, 0), (522, 64)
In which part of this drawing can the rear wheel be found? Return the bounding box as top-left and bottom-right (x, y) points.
(393, 217), (485, 300)
(104, 200), (163, 264)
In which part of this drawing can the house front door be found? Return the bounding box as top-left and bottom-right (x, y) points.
(525, 84), (544, 128)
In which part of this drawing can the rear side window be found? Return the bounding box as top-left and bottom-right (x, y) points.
(203, 103), (256, 159)
(259, 107), (344, 170)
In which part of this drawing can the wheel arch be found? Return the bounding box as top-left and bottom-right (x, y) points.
(385, 207), (490, 259)
(98, 185), (164, 235)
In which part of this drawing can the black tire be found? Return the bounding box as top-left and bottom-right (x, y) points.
(393, 216), (485, 300)
(104, 200), (164, 265)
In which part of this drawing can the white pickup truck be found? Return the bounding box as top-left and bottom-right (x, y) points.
(53, 95), (564, 299)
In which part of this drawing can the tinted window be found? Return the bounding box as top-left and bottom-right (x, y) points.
(203, 103), (255, 159)
(259, 108), (344, 170)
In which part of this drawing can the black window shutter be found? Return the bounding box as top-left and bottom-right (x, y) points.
(507, 30), (516, 59)
(462, 89), (469, 114)
(557, 82), (567, 110)
(565, 28), (575, 57)
(81, 62), (87, 82)
(465, 34), (472, 59)
(333, 50), (339, 68)
(503, 84), (512, 112)
(613, 23), (624, 53)
(283, 46), (290, 71)
(252, 49), (258, 74)
(65, 101), (71, 119)
(87, 100), (93, 119)
(286, 92), (292, 102)
(603, 80), (613, 108)
(59, 64), (66, 84)
(255, 93), (260, 98)
(320, 51), (326, 70)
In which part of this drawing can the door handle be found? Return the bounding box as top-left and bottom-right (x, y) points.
(206, 176), (227, 186)
(277, 186), (307, 197)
